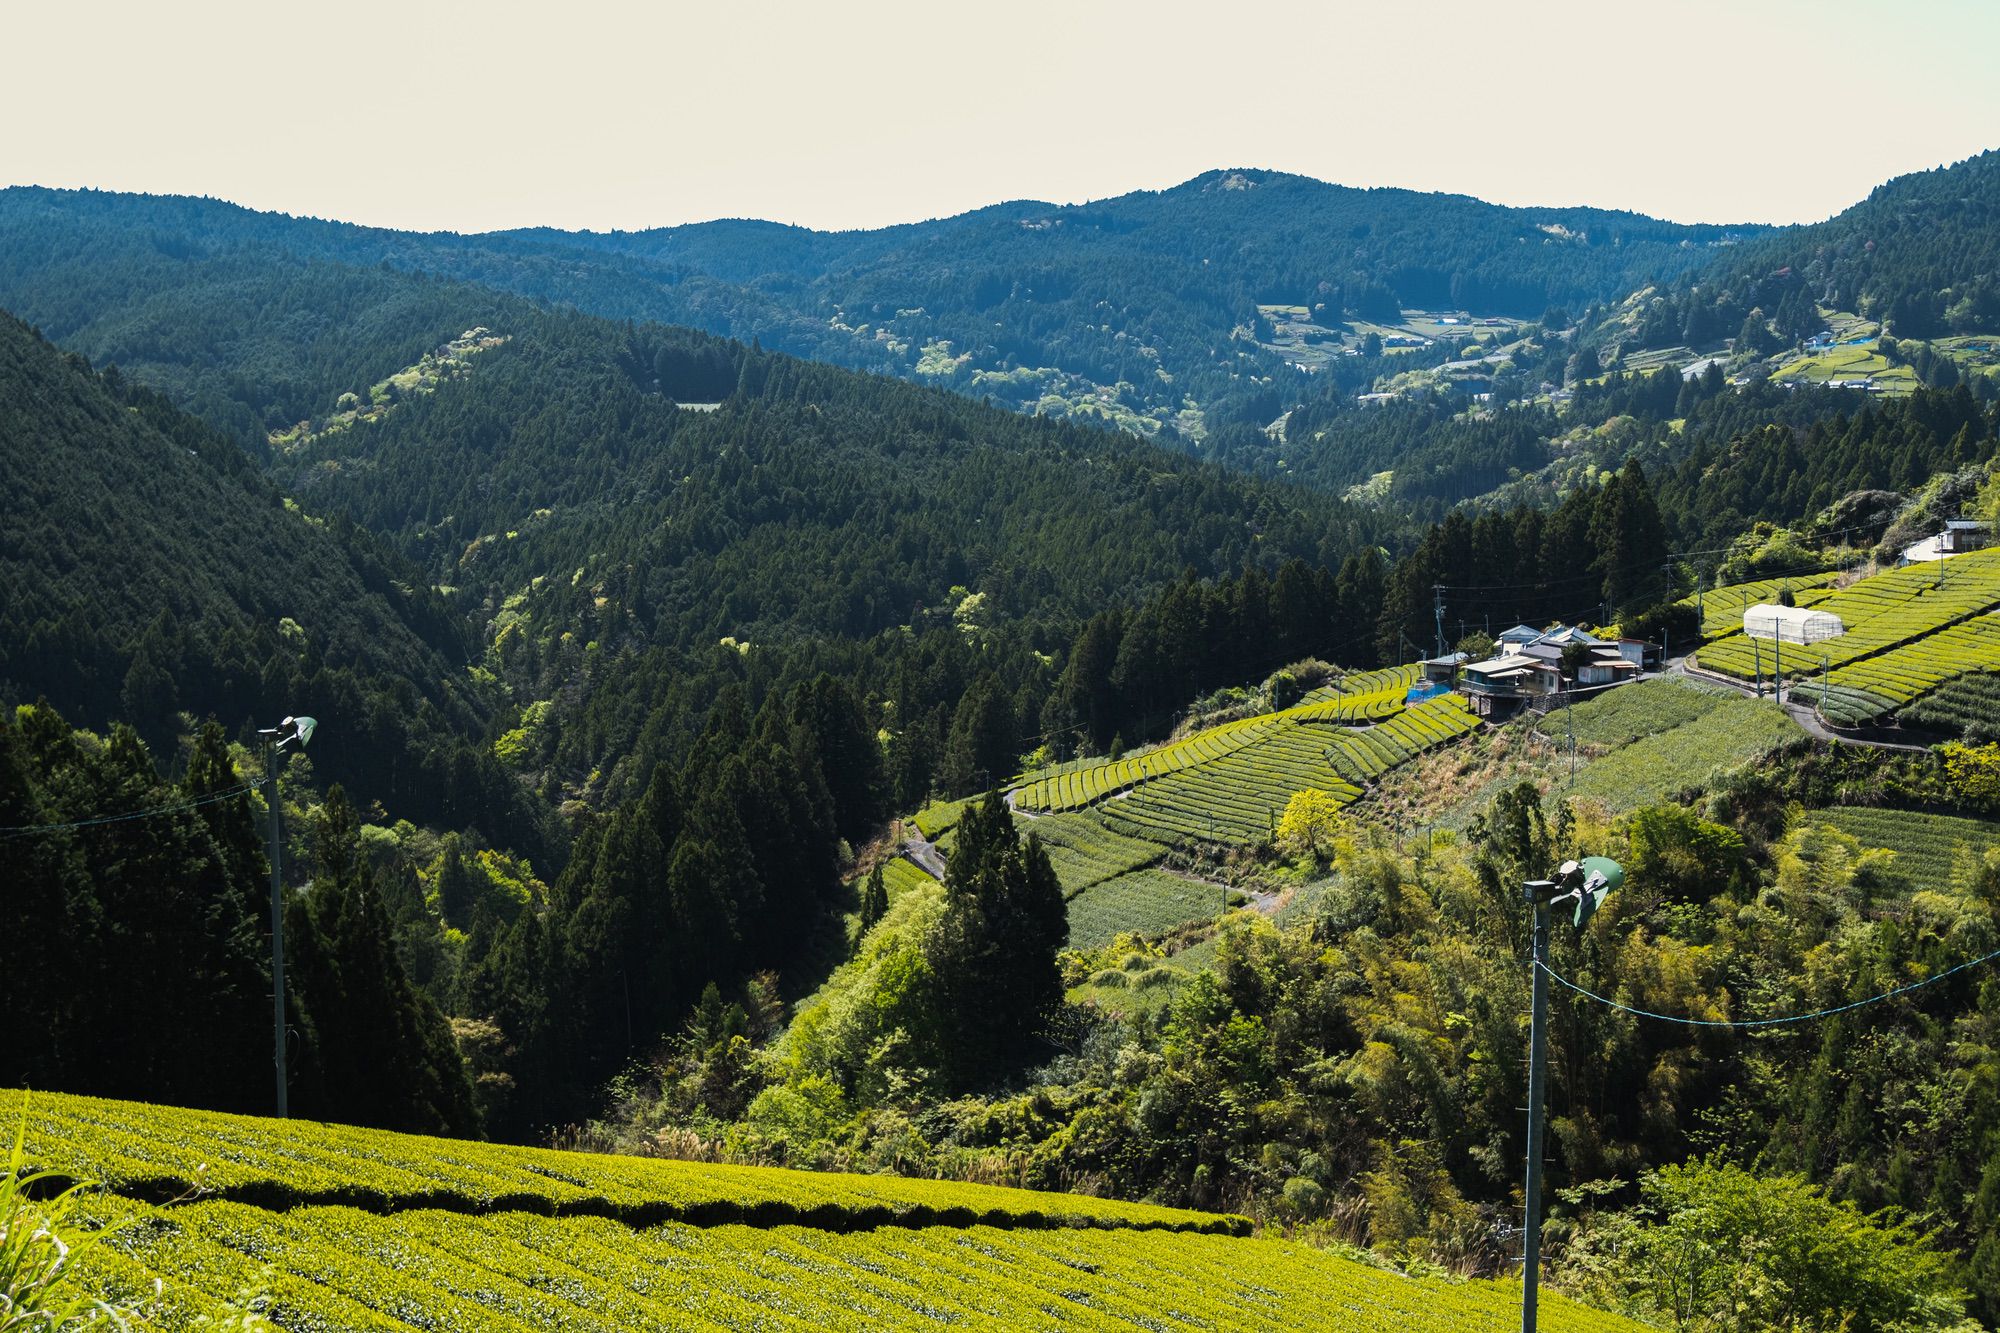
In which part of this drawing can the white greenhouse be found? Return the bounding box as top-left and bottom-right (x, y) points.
(1743, 603), (1844, 645)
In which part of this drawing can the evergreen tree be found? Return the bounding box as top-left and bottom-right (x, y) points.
(287, 786), (479, 1136)
(941, 673), (1015, 796)
(926, 792), (1066, 1090)
(860, 863), (888, 931)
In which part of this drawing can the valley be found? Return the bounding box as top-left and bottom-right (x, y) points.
(6, 85), (2000, 1332)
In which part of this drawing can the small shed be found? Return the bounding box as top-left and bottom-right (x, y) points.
(1942, 519), (1990, 555)
(1419, 651), (1469, 686)
(1744, 603), (1844, 645)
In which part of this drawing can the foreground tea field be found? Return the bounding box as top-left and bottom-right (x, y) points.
(14, 1090), (1646, 1332)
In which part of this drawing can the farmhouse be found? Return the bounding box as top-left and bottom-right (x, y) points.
(1457, 653), (1559, 716)
(1942, 519), (1990, 555)
(1743, 603), (1844, 645)
(1457, 624), (1639, 715)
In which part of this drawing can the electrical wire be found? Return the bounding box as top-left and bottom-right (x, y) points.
(0, 782), (262, 841)
(1535, 950), (2000, 1029)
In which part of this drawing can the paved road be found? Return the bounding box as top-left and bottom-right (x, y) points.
(902, 826), (947, 879)
(1669, 656), (1933, 754)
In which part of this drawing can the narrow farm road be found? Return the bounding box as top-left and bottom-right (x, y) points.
(1669, 656), (1933, 754)
(903, 827), (947, 879)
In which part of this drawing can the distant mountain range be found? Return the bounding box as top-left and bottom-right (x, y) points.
(0, 169), (1769, 442)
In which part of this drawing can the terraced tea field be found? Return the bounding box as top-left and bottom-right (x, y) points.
(1533, 676), (1735, 747)
(1810, 613), (2000, 724)
(1015, 810), (1168, 893)
(1067, 869), (1230, 948)
(1680, 573), (1840, 642)
(13, 1090), (1646, 1332)
(1902, 671), (2000, 739)
(1806, 806), (2000, 891)
(1568, 696), (1802, 810)
(1695, 550), (2000, 682)
(1012, 666), (1423, 814)
(1016, 690), (1478, 846)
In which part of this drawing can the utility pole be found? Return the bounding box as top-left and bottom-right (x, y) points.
(1752, 636), (1764, 699)
(1433, 584), (1448, 660)
(1520, 858), (1623, 1333)
(1565, 677), (1577, 788)
(258, 714), (315, 1118)
(265, 734), (286, 1119)
(1821, 654), (1831, 712)
(1521, 880), (1552, 1333)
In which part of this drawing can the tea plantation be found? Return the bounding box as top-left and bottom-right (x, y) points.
(11, 1090), (1649, 1331)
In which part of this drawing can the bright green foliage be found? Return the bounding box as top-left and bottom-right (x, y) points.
(1941, 741), (2000, 810)
(1276, 788), (1352, 861)
(1556, 1160), (1977, 1333)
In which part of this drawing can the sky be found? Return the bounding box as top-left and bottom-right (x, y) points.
(8, 0), (1999, 236)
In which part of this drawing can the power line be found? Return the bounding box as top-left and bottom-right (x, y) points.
(1536, 949), (2000, 1029)
(0, 782), (261, 841)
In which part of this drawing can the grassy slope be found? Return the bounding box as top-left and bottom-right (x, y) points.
(11, 1089), (1645, 1332)
(1362, 678), (1803, 830)
(1566, 695), (1802, 811)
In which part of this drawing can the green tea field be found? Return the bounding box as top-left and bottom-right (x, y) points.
(11, 1090), (1647, 1332)
(1691, 552), (2000, 734)
(1806, 806), (2000, 892)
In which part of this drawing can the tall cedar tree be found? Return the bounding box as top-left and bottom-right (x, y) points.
(0, 708), (272, 1112)
(285, 786), (479, 1136)
(927, 792), (1067, 1089)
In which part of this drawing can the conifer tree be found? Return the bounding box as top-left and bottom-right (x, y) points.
(860, 863), (888, 930)
(927, 792), (1066, 1089)
(287, 786), (479, 1136)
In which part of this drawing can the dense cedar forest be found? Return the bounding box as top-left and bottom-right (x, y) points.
(8, 149), (2000, 1328)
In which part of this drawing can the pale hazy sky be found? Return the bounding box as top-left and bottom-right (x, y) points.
(8, 0), (1998, 235)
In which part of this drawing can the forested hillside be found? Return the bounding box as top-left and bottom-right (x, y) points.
(0, 313), (553, 857)
(10, 149), (2000, 1332)
(1615, 149), (2000, 351)
(0, 176), (1760, 443)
